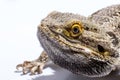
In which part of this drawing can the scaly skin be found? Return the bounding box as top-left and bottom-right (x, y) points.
(16, 4), (120, 77)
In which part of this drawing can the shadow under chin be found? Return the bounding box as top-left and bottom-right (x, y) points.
(32, 63), (120, 80)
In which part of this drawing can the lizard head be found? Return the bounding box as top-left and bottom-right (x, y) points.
(37, 11), (119, 77)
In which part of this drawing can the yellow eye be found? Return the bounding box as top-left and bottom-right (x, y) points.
(70, 23), (83, 37)
(63, 20), (84, 38)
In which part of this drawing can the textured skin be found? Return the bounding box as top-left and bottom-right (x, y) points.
(38, 4), (120, 77)
(16, 4), (120, 78)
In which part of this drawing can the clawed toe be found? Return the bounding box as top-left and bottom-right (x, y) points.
(16, 61), (45, 75)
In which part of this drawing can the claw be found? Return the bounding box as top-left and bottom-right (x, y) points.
(16, 61), (45, 75)
(30, 62), (44, 75)
(16, 64), (23, 70)
(16, 61), (33, 74)
(16, 51), (48, 75)
(16, 61), (32, 69)
(16, 61), (44, 75)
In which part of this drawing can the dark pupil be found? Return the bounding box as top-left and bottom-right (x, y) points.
(72, 27), (79, 34)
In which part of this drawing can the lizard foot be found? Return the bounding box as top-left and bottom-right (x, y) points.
(16, 61), (45, 75)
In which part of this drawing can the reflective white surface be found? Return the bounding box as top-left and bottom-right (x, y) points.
(0, 0), (120, 80)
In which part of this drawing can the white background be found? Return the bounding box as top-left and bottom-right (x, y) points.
(0, 0), (120, 80)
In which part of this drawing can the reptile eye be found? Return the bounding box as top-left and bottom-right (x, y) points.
(72, 25), (80, 34)
(71, 23), (83, 37)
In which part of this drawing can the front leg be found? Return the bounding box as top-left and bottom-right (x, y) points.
(16, 51), (49, 75)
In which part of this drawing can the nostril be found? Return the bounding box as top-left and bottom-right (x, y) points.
(97, 45), (105, 52)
